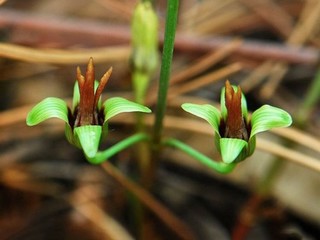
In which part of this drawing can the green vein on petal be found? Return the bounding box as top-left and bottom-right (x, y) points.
(103, 97), (151, 122)
(219, 138), (247, 164)
(74, 125), (102, 158)
(181, 103), (221, 135)
(250, 105), (292, 137)
(26, 97), (69, 126)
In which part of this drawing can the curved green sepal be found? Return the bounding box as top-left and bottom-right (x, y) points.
(26, 97), (69, 126)
(103, 97), (151, 123)
(250, 105), (292, 137)
(181, 103), (221, 135)
(247, 135), (256, 157)
(219, 138), (248, 163)
(220, 85), (248, 120)
(65, 123), (76, 146)
(74, 125), (102, 158)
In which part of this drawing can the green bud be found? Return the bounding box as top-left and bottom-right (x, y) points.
(131, 1), (159, 74)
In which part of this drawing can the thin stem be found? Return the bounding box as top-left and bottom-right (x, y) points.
(101, 161), (196, 240)
(152, 0), (179, 146)
(163, 138), (236, 174)
(86, 133), (149, 164)
(296, 68), (320, 125)
(133, 70), (149, 105)
(257, 157), (285, 195)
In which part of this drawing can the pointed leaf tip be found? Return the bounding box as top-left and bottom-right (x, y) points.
(26, 97), (69, 126)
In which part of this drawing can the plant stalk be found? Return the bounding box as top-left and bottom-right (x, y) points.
(86, 133), (149, 164)
(152, 0), (179, 147)
(164, 138), (236, 174)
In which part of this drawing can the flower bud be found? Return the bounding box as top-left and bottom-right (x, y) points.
(131, 1), (159, 74)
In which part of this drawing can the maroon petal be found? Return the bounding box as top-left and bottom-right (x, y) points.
(224, 80), (248, 140)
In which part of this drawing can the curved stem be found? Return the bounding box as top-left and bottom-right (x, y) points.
(163, 138), (236, 174)
(86, 133), (150, 164)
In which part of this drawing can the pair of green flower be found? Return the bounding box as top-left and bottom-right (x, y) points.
(27, 59), (292, 165)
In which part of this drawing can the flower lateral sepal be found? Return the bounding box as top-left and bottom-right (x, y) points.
(26, 97), (69, 126)
(103, 97), (151, 123)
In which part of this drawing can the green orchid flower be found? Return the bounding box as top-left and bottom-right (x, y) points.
(26, 58), (151, 158)
(182, 80), (292, 164)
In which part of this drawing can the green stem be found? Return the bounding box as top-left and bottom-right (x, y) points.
(163, 138), (236, 174)
(257, 67), (320, 195)
(257, 157), (285, 195)
(86, 133), (150, 164)
(296, 67), (320, 125)
(152, 0), (179, 146)
(133, 70), (149, 105)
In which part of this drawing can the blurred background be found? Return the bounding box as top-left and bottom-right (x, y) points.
(0, 0), (319, 239)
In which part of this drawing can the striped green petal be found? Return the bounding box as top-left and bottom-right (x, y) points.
(251, 105), (292, 138)
(219, 138), (248, 163)
(74, 125), (102, 158)
(103, 97), (151, 123)
(181, 103), (221, 136)
(26, 97), (69, 126)
(72, 81), (80, 113)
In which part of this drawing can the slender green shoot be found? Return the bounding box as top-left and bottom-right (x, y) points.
(86, 133), (150, 164)
(163, 138), (236, 174)
(152, 0), (179, 146)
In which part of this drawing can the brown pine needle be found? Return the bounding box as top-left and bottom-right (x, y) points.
(168, 62), (242, 100)
(0, 43), (130, 64)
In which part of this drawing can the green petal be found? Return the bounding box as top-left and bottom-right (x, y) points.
(181, 103), (221, 135)
(103, 97), (151, 122)
(220, 85), (248, 120)
(247, 135), (256, 157)
(26, 97), (69, 126)
(219, 138), (248, 163)
(72, 82), (80, 112)
(74, 125), (102, 158)
(65, 123), (76, 146)
(251, 105), (292, 137)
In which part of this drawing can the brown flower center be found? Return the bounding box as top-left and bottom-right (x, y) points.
(224, 80), (248, 140)
(74, 58), (112, 127)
